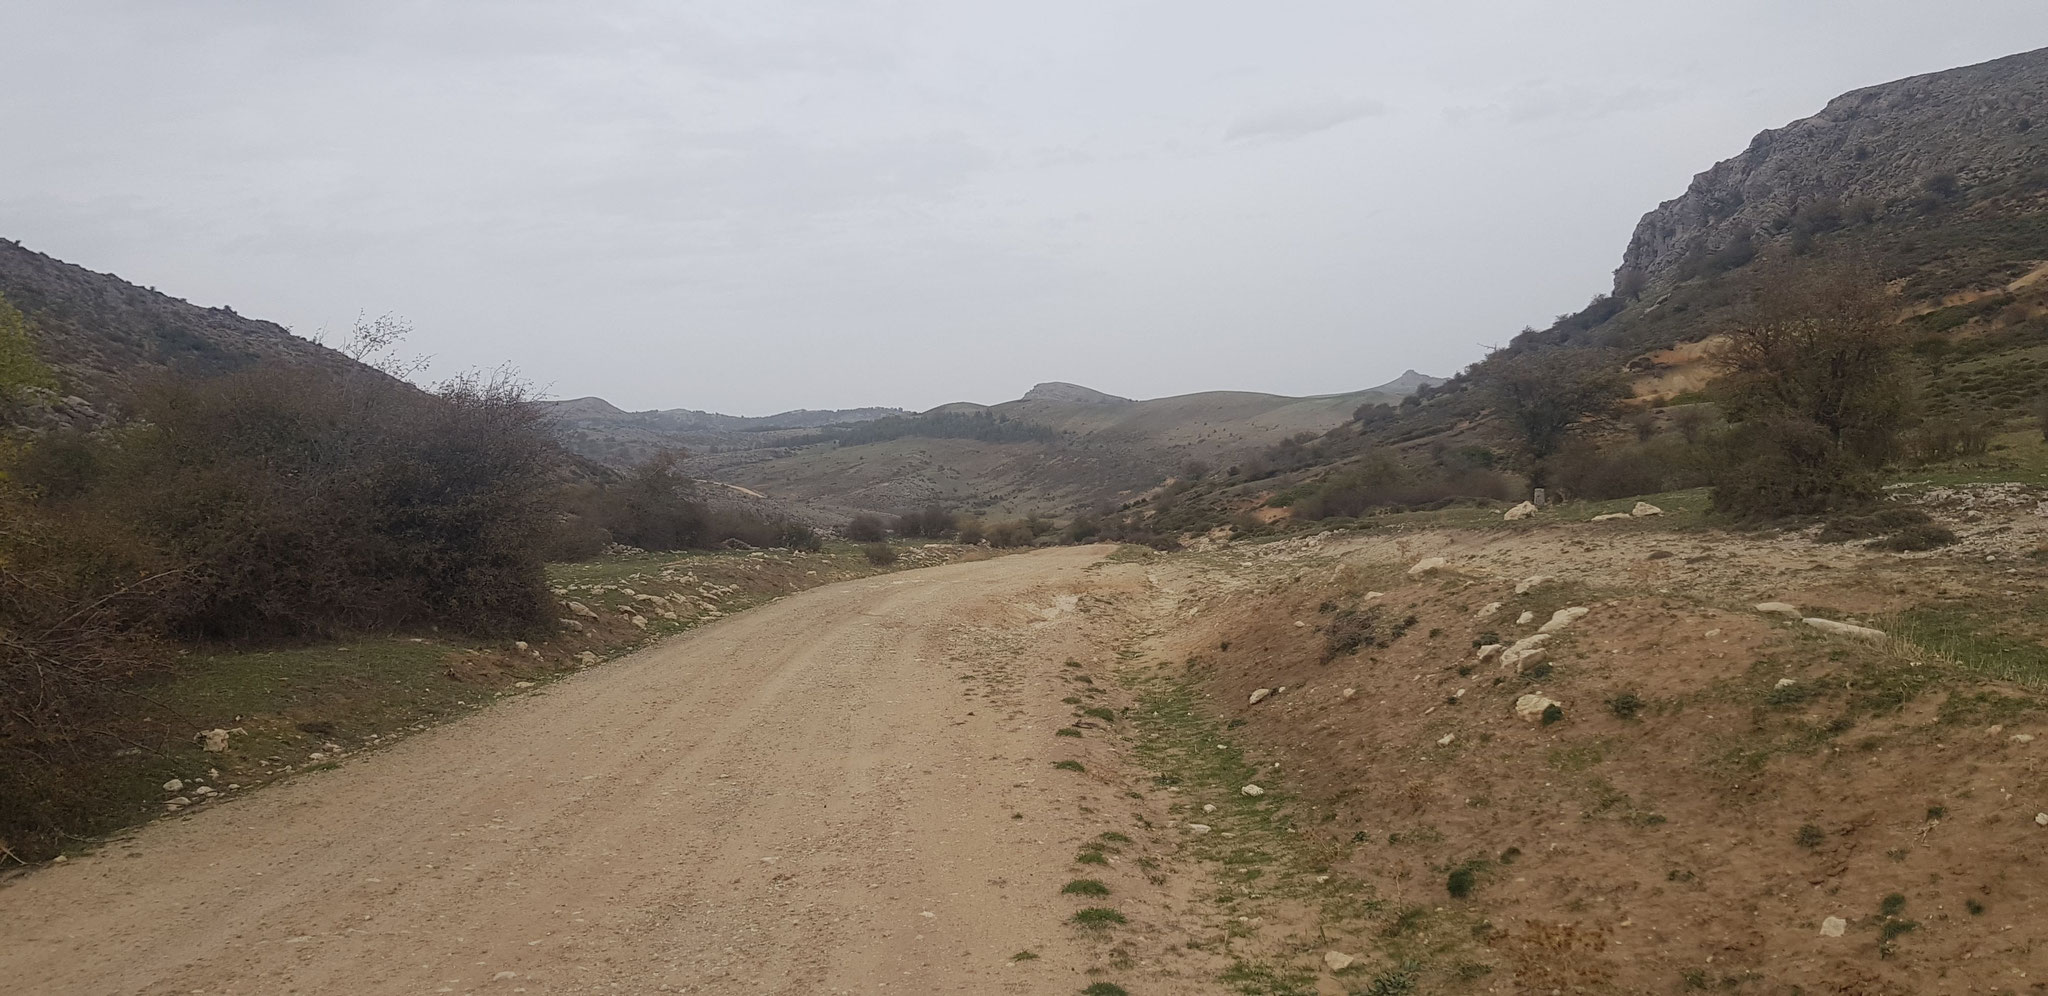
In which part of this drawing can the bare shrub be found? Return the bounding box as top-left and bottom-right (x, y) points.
(893, 505), (956, 539)
(862, 542), (898, 565)
(844, 513), (888, 542)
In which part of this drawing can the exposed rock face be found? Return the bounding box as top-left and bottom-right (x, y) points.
(1618, 47), (2048, 287)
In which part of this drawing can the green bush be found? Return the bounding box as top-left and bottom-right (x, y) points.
(0, 292), (55, 398)
(862, 542), (898, 565)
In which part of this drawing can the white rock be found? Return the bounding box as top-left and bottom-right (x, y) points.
(1240, 784), (1265, 797)
(1364, 591), (1384, 600)
(1705, 628), (1722, 637)
(1631, 501), (1664, 517)
(1503, 501), (1538, 521)
(575, 651), (599, 665)
(629, 615), (648, 629)
(1498, 633), (1552, 667)
(1186, 823), (1212, 834)
(513, 641), (528, 652)
(1803, 617), (1885, 641)
(162, 778), (183, 793)
(514, 681), (535, 689)
(1293, 620), (1307, 628)
(1820, 916), (1847, 938)
(2014, 734), (2036, 744)
(1516, 610), (1536, 625)
(1248, 688), (1273, 705)
(1437, 733), (1455, 746)
(192, 785), (216, 796)
(1775, 678), (1797, 689)
(1513, 694), (1560, 721)
(1475, 601), (1502, 620)
(565, 601), (599, 619)
(1408, 556), (1448, 575)
(1323, 950), (1356, 972)
(1340, 688), (1357, 699)
(1754, 602), (1802, 619)
(1591, 512), (1632, 522)
(198, 728), (232, 752)
(1515, 575), (1550, 595)
(1203, 803), (1217, 813)
(1538, 607), (1590, 634)
(165, 796), (191, 808)
(1475, 644), (1504, 662)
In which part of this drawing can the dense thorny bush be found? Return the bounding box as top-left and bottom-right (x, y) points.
(15, 365), (560, 640)
(1546, 436), (1708, 500)
(1708, 417), (1878, 518)
(893, 505), (956, 539)
(843, 513), (888, 542)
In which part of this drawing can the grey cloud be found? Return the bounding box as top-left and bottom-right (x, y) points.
(1225, 96), (1391, 142)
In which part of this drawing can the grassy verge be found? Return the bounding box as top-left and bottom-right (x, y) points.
(4, 541), (983, 864)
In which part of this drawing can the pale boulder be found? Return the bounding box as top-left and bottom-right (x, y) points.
(1631, 502), (1665, 517)
(1538, 607), (1589, 634)
(1248, 688), (1274, 705)
(1754, 602), (1802, 619)
(1513, 694), (1560, 721)
(1408, 556), (1447, 575)
(1503, 501), (1538, 521)
(1804, 617), (1885, 641)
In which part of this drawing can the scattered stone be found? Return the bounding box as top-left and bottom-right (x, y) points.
(1775, 678), (1797, 689)
(513, 641), (529, 652)
(1705, 628), (1721, 637)
(514, 681), (536, 689)
(198, 728), (233, 752)
(162, 778), (183, 793)
(1408, 556), (1448, 575)
(1820, 916), (1847, 938)
(1340, 688), (1357, 699)
(565, 601), (599, 619)
(2037, 812), (2048, 827)
(1203, 803), (1217, 813)
(1591, 512), (1632, 522)
(2013, 734), (2035, 744)
(1293, 620), (1307, 628)
(1475, 601), (1502, 620)
(192, 786), (216, 796)
(1515, 575), (1550, 595)
(1803, 617), (1886, 641)
(1248, 688), (1273, 705)
(1516, 610), (1536, 625)
(1754, 602), (1802, 619)
(1513, 694), (1560, 721)
(575, 651), (599, 666)
(1364, 591), (1384, 600)
(1475, 644), (1504, 662)
(557, 618), (584, 632)
(1437, 733), (1455, 746)
(1631, 501), (1665, 517)
(1186, 823), (1212, 834)
(1240, 784), (1265, 797)
(1503, 501), (1538, 521)
(1498, 633), (1552, 668)
(165, 797), (191, 809)
(629, 615), (648, 629)
(1538, 607), (1590, 634)
(1324, 950), (1356, 972)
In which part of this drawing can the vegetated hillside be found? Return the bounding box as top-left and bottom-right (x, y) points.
(537, 396), (908, 468)
(681, 379), (1435, 521)
(0, 238), (367, 408)
(1132, 46), (2048, 537)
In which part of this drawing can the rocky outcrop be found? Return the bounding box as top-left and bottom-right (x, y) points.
(1617, 47), (2048, 287)
(1019, 381), (1132, 405)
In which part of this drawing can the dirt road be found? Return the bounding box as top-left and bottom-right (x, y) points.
(1, 547), (1160, 995)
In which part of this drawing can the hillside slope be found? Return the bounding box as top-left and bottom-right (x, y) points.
(0, 238), (366, 407)
(685, 380), (1432, 519)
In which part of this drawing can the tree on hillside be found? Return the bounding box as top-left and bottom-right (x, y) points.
(1485, 347), (1629, 473)
(0, 293), (55, 399)
(1707, 267), (1911, 516)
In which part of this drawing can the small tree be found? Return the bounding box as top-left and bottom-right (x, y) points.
(0, 293), (55, 399)
(1486, 348), (1629, 476)
(1709, 268), (1910, 516)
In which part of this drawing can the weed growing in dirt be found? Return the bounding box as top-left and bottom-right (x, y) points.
(1082, 706), (1117, 722)
(1796, 823), (1826, 848)
(1056, 727), (1082, 737)
(1358, 966), (1419, 995)
(1608, 691), (1645, 719)
(1063, 878), (1111, 896)
(1053, 760), (1086, 772)
(1080, 984), (1129, 996)
(1099, 831), (1133, 844)
(1011, 950), (1039, 961)
(1070, 907), (1126, 929)
(1076, 850), (1109, 866)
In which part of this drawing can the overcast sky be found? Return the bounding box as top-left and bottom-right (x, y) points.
(5, 3), (2046, 414)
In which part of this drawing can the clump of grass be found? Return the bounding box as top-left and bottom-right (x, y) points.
(1879, 892), (1906, 917)
(1011, 950), (1039, 961)
(1360, 966), (1418, 995)
(1052, 760), (1086, 772)
(1607, 691), (1644, 719)
(1081, 984), (1129, 996)
(1062, 878), (1111, 896)
(1795, 823), (1826, 848)
(1070, 907), (1126, 929)
(1447, 866), (1479, 898)
(1075, 850), (1109, 866)
(1055, 728), (1082, 738)
(1081, 706), (1117, 723)
(1098, 831), (1133, 845)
